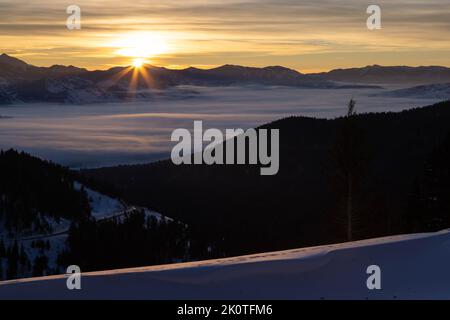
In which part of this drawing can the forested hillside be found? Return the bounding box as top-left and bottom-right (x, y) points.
(0, 150), (90, 233)
(0, 151), (200, 281)
(84, 100), (450, 256)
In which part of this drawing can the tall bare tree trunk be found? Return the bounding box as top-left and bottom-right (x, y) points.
(347, 173), (353, 241)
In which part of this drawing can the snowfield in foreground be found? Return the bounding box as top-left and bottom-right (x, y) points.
(1, 229), (449, 300)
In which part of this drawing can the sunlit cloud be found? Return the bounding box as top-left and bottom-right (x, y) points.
(0, 0), (449, 71)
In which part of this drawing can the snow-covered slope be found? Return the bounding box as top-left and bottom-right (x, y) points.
(0, 182), (167, 280)
(1, 229), (450, 299)
(76, 183), (167, 222)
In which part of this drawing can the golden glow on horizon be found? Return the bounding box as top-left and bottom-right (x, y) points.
(102, 60), (157, 100)
(1, 0), (449, 70)
(111, 32), (169, 60)
(132, 58), (145, 68)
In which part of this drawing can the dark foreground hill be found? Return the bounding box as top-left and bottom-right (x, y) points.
(0, 151), (195, 281)
(84, 101), (450, 256)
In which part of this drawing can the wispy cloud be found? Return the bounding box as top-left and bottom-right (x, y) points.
(0, 0), (449, 71)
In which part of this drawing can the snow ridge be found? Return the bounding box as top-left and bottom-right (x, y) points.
(1, 229), (449, 299)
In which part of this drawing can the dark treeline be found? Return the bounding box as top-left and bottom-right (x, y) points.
(84, 100), (450, 257)
(57, 210), (206, 272)
(0, 237), (54, 280)
(0, 149), (90, 233)
(0, 150), (211, 281)
(407, 132), (450, 232)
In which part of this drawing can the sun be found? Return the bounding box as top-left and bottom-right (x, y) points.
(111, 32), (169, 60)
(132, 58), (145, 68)
(106, 32), (168, 93)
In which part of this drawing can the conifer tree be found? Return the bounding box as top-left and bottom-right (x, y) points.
(329, 98), (370, 241)
(0, 238), (5, 257)
(0, 258), (3, 280)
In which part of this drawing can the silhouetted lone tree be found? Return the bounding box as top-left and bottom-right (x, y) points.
(329, 98), (369, 241)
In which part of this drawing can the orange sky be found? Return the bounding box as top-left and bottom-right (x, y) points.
(1, 0), (449, 72)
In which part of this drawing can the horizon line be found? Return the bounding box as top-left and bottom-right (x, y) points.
(2, 53), (450, 75)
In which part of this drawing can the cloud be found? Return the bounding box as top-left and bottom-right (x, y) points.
(0, 0), (449, 70)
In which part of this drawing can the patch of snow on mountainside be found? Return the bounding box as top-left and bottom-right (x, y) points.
(0, 182), (167, 280)
(73, 182), (167, 222)
(1, 229), (450, 299)
(74, 182), (125, 219)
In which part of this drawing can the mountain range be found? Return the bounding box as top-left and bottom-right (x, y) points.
(374, 82), (450, 100)
(1, 53), (450, 104)
(310, 65), (450, 84)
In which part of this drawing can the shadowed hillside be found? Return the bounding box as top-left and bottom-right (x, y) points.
(84, 101), (450, 256)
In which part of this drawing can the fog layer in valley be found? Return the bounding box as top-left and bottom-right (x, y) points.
(0, 85), (442, 168)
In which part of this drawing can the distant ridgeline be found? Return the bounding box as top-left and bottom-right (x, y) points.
(84, 100), (450, 257)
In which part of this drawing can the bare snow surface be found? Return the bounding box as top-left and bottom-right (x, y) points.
(1, 229), (449, 299)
